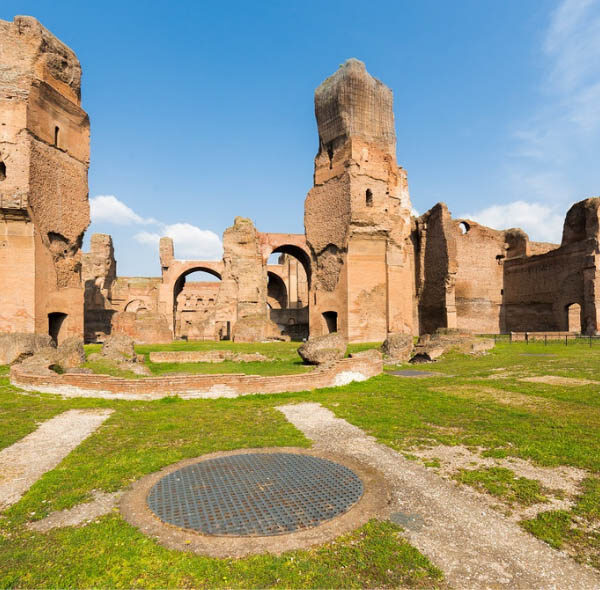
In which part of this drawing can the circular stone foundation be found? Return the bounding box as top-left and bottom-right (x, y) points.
(120, 448), (391, 557)
(147, 453), (363, 536)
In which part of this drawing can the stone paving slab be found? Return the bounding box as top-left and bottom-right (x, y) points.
(0, 409), (113, 511)
(277, 402), (600, 590)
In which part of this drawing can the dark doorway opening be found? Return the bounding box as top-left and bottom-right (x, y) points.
(323, 311), (338, 333)
(48, 312), (67, 344)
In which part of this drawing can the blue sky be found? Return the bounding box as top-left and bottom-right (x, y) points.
(3, 0), (600, 276)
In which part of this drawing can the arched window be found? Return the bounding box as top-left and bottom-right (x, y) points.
(0, 161), (5, 181)
(366, 189), (373, 207)
(459, 221), (470, 234)
(54, 126), (60, 147)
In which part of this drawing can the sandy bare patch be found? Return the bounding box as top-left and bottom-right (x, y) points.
(27, 490), (122, 532)
(410, 444), (587, 521)
(278, 402), (600, 589)
(521, 375), (599, 386)
(0, 409), (113, 511)
(434, 385), (554, 411)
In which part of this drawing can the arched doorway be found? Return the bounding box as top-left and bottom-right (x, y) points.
(267, 271), (288, 309)
(173, 268), (222, 340)
(266, 246), (311, 340)
(566, 303), (582, 333)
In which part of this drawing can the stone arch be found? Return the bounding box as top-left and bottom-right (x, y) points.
(269, 244), (311, 287)
(267, 271), (288, 309)
(124, 299), (149, 313)
(172, 266), (223, 339)
(259, 233), (312, 287)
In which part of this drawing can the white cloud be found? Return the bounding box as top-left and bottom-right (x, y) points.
(90, 195), (157, 225)
(90, 194), (223, 262)
(134, 223), (223, 260)
(462, 201), (564, 243)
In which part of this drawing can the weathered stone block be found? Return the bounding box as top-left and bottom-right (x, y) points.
(102, 334), (136, 360)
(298, 332), (347, 365)
(381, 333), (414, 362)
(56, 337), (85, 369)
(0, 333), (54, 365)
(232, 315), (282, 343)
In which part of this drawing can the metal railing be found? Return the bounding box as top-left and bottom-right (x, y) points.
(482, 333), (600, 347)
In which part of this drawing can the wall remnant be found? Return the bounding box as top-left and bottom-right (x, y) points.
(3, 17), (599, 345)
(0, 16), (90, 343)
(304, 59), (415, 342)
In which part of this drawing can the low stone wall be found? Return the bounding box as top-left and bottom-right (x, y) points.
(148, 351), (268, 363)
(510, 331), (576, 342)
(10, 356), (382, 400)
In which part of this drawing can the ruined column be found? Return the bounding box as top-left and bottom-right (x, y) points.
(304, 59), (415, 341)
(214, 217), (279, 341)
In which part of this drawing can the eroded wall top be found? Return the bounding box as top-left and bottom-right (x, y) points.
(315, 58), (396, 154)
(0, 16), (82, 103)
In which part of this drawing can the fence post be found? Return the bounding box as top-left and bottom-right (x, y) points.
(565, 334), (568, 346)
(545, 334), (547, 346)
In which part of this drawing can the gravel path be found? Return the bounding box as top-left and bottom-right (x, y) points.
(277, 402), (600, 590)
(27, 490), (122, 532)
(0, 409), (113, 511)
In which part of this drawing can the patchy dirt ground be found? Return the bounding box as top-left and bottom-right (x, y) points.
(520, 375), (600, 386)
(410, 444), (587, 521)
(277, 402), (600, 590)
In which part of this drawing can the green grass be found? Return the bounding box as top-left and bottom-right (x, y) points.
(521, 477), (600, 568)
(0, 519), (442, 589)
(82, 340), (382, 378)
(3, 338), (600, 584)
(454, 467), (548, 506)
(145, 359), (311, 376)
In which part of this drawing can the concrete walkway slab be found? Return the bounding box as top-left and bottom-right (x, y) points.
(0, 409), (113, 511)
(277, 402), (600, 590)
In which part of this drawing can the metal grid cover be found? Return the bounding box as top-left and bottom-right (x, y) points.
(147, 453), (363, 536)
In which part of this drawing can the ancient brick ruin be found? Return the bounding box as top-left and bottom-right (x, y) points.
(2, 17), (600, 345)
(0, 17), (90, 344)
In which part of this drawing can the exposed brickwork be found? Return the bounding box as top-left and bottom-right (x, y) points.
(10, 356), (382, 398)
(0, 16), (89, 343)
(3, 18), (600, 345)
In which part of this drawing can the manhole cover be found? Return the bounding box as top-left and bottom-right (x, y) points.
(386, 370), (438, 377)
(147, 453), (363, 536)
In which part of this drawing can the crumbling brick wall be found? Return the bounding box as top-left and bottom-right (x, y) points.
(0, 16), (90, 343)
(304, 59), (415, 342)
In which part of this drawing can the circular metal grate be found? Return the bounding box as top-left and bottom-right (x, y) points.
(146, 453), (363, 536)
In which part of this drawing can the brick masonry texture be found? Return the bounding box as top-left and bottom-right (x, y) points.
(2, 17), (600, 349)
(10, 356), (382, 399)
